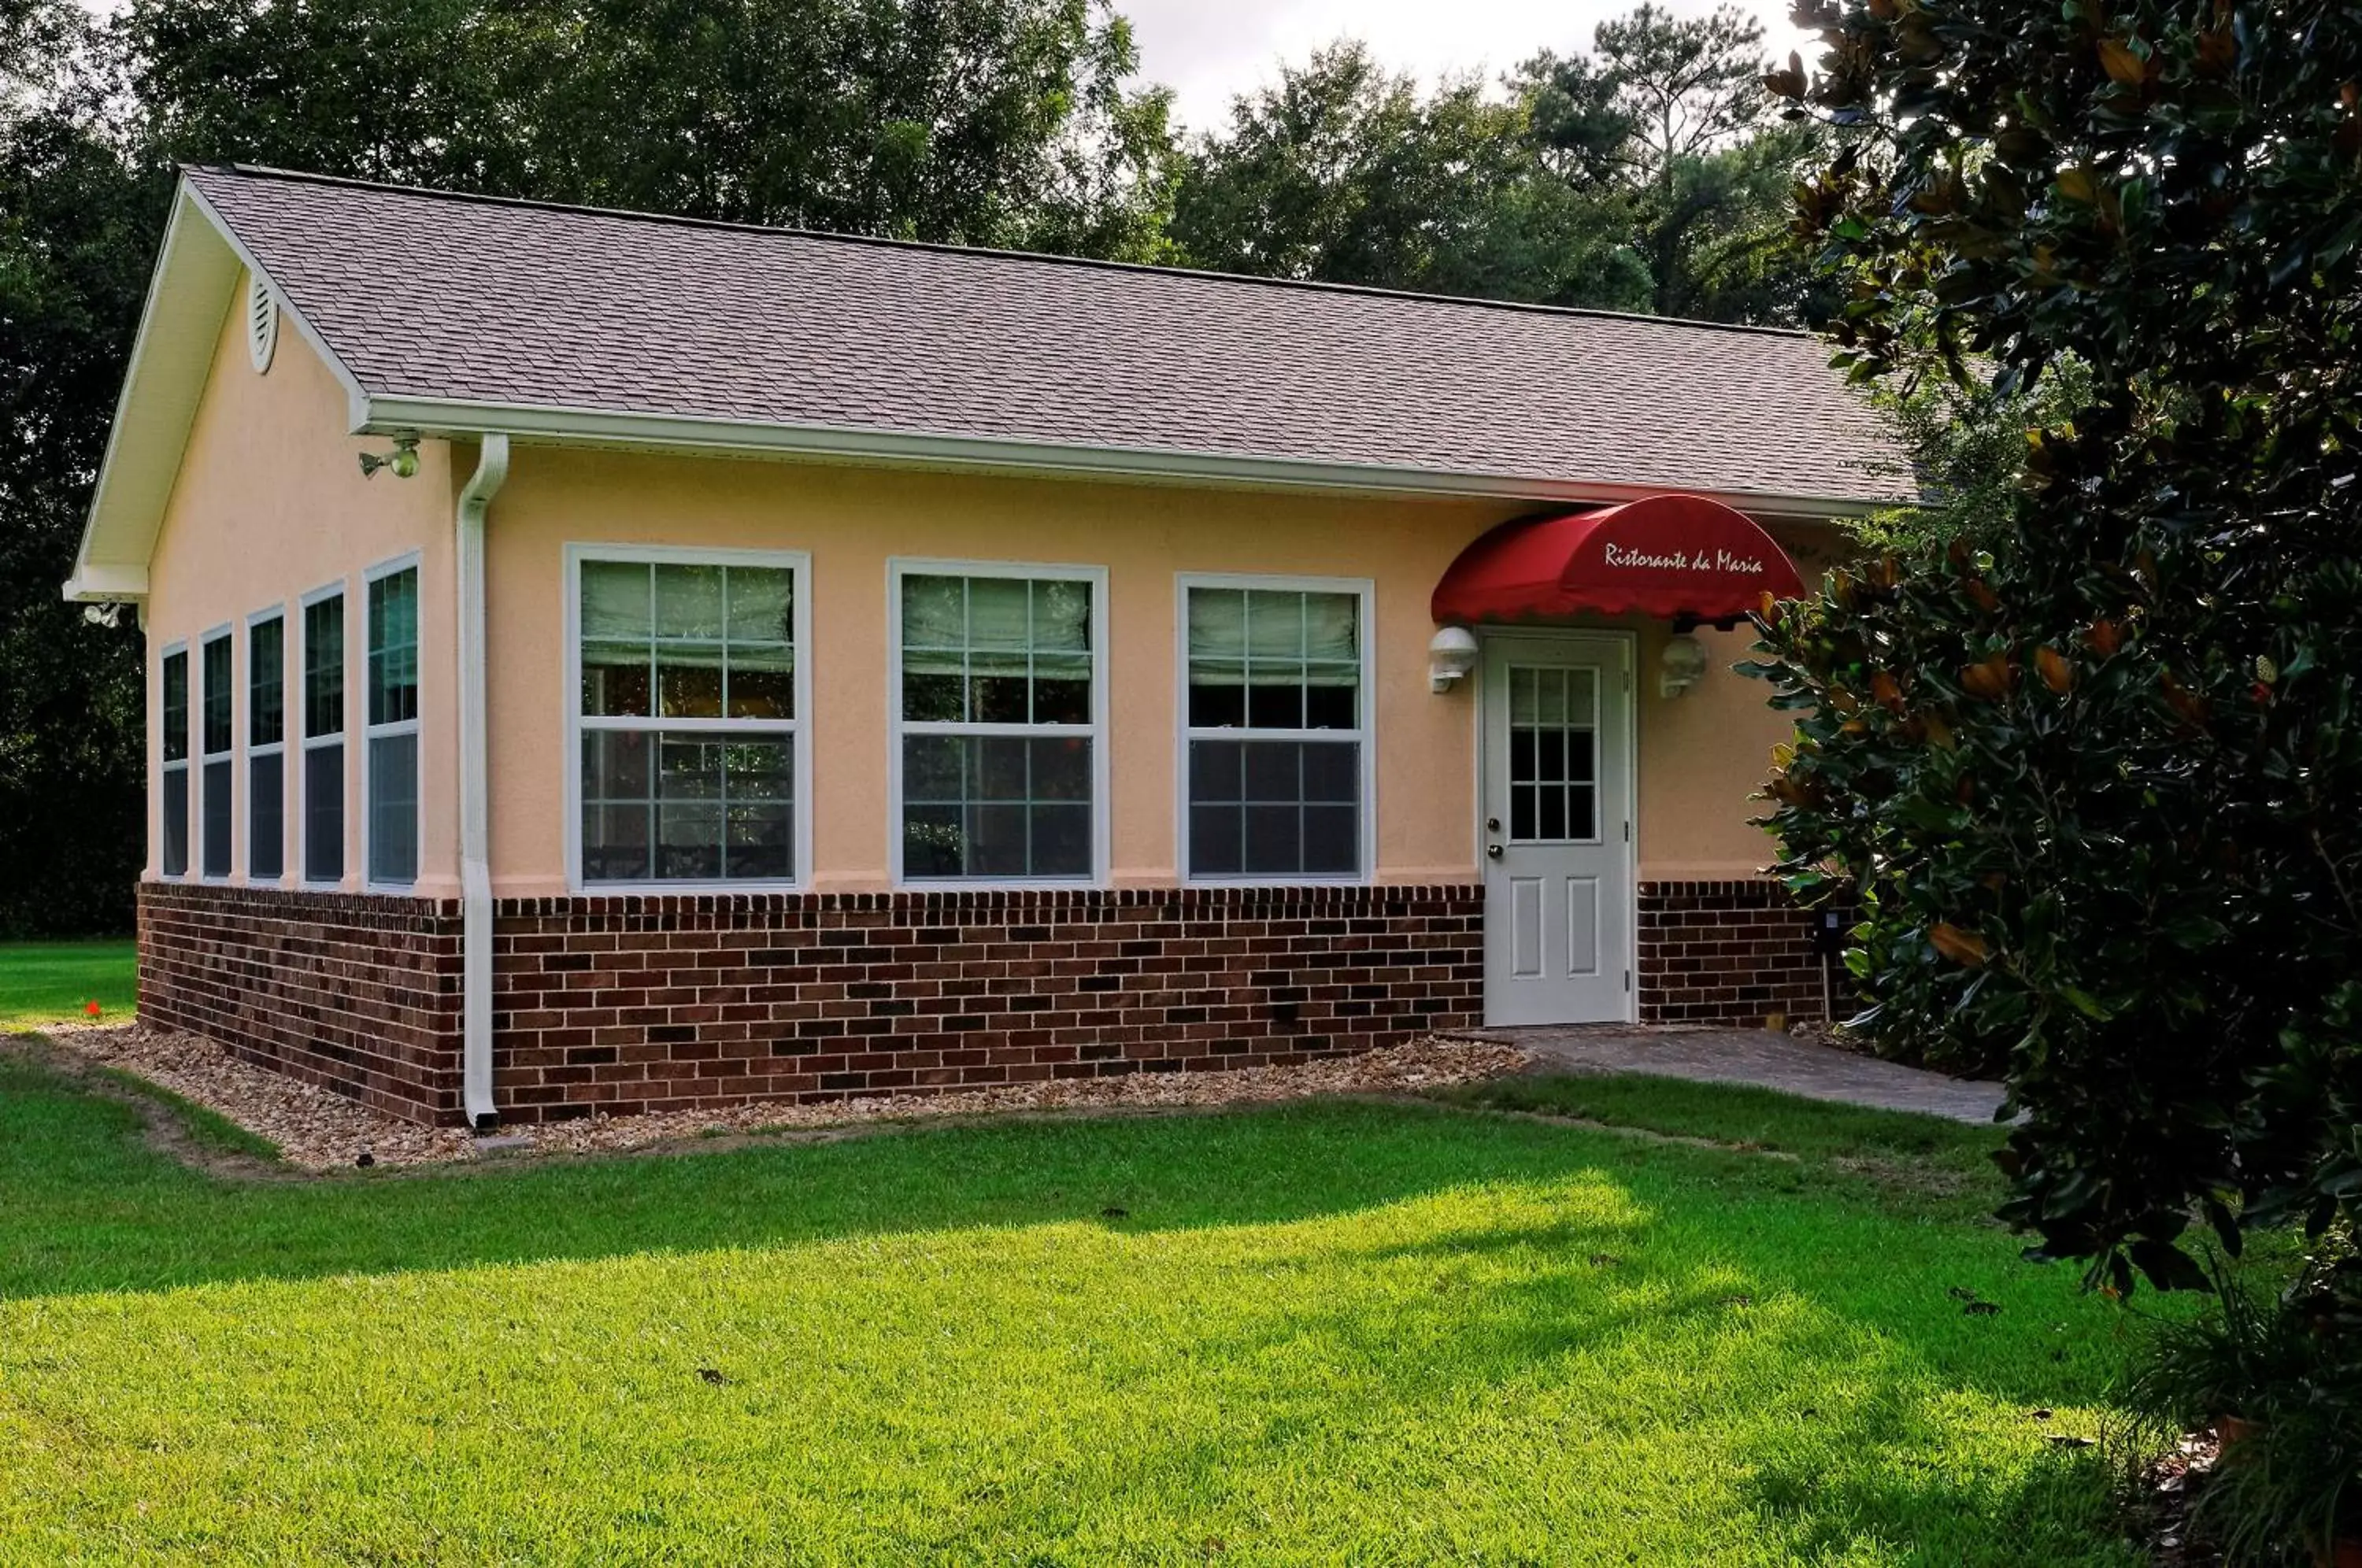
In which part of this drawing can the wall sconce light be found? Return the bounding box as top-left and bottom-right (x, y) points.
(359, 435), (420, 480)
(1427, 626), (1479, 693)
(1660, 631), (1710, 698)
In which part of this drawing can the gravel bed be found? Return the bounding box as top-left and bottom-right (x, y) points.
(47, 1023), (1533, 1174)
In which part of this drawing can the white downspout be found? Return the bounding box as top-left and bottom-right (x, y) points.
(457, 434), (510, 1132)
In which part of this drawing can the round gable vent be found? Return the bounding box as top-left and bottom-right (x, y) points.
(246, 273), (279, 373)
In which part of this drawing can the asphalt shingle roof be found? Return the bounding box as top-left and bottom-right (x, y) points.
(187, 165), (1907, 505)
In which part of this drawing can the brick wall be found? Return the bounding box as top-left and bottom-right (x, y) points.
(1634, 878), (1832, 1026)
(487, 885), (1484, 1124)
(135, 878), (1827, 1126)
(136, 882), (462, 1122)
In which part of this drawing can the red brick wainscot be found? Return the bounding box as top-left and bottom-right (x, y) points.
(487, 886), (1484, 1124)
(137, 881), (463, 1122)
(1635, 878), (1835, 1026)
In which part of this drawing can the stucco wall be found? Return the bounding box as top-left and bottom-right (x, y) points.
(482, 447), (1821, 896)
(142, 283), (457, 897)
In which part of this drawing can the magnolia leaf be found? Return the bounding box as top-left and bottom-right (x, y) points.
(2058, 985), (2110, 1019)
(1930, 923), (1991, 967)
(1960, 654), (2015, 701)
(2097, 37), (2149, 86)
(2035, 646), (2074, 693)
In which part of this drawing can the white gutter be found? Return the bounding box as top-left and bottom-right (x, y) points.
(456, 434), (510, 1131)
(361, 394), (1898, 523)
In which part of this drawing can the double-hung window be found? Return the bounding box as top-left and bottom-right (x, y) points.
(199, 629), (235, 879)
(893, 564), (1104, 883)
(575, 550), (805, 885)
(248, 611), (286, 882)
(160, 646), (189, 878)
(1182, 579), (1372, 881)
(302, 589), (345, 884)
(365, 561), (420, 886)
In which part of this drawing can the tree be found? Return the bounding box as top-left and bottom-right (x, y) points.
(1171, 41), (1647, 306)
(0, 0), (1182, 937)
(0, 0), (154, 938)
(120, 0), (1175, 254)
(1748, 0), (2362, 1311)
(1847, 357), (2095, 561)
(1514, 4), (1823, 322)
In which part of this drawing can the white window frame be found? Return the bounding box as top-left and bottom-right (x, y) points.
(1174, 572), (1378, 886)
(362, 553), (424, 892)
(562, 543), (814, 893)
(246, 604), (289, 885)
(196, 621), (237, 885)
(887, 557), (1111, 890)
(158, 638), (191, 881)
(298, 579), (348, 888)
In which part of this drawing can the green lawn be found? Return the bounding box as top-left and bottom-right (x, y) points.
(0, 1048), (2153, 1565)
(0, 939), (135, 1030)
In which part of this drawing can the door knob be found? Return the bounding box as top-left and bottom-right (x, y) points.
(1486, 816), (1501, 832)
(1486, 844), (1504, 860)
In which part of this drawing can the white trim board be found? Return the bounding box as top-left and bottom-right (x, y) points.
(1172, 572), (1378, 888)
(360, 552), (424, 892)
(64, 174), (1895, 605)
(560, 543), (815, 894)
(886, 557), (1112, 891)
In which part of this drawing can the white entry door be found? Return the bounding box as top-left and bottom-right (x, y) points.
(1481, 634), (1635, 1026)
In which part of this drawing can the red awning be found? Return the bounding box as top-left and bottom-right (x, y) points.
(1430, 493), (1807, 626)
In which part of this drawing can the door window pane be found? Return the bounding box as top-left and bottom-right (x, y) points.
(1503, 665), (1598, 845)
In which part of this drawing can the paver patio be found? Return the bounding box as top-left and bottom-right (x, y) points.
(1453, 1025), (2010, 1125)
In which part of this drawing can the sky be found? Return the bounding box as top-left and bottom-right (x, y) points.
(1125, 0), (1814, 134)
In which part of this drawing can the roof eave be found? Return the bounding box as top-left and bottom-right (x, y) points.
(361, 394), (1902, 521)
(64, 179), (376, 605)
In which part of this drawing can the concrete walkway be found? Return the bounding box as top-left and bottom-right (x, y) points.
(1449, 1025), (2010, 1126)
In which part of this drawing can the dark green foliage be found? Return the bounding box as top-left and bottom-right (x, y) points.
(1850, 358), (2096, 557)
(120, 0), (1176, 254)
(1170, 42), (1648, 307)
(1745, 0), (2362, 1315)
(1514, 3), (1832, 322)
(1172, 6), (1823, 320)
(2134, 1248), (2362, 1559)
(0, 0), (1174, 937)
(0, 4), (157, 937)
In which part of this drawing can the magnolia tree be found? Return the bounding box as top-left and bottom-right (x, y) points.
(1749, 0), (2362, 1300)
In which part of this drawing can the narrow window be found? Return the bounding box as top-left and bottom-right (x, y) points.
(160, 647), (189, 878)
(200, 630), (234, 878)
(365, 565), (420, 886)
(577, 555), (801, 883)
(895, 568), (1100, 882)
(1183, 582), (1368, 880)
(248, 612), (286, 882)
(302, 592), (345, 884)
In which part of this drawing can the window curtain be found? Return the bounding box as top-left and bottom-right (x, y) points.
(1187, 590), (1358, 686)
(903, 576), (1090, 679)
